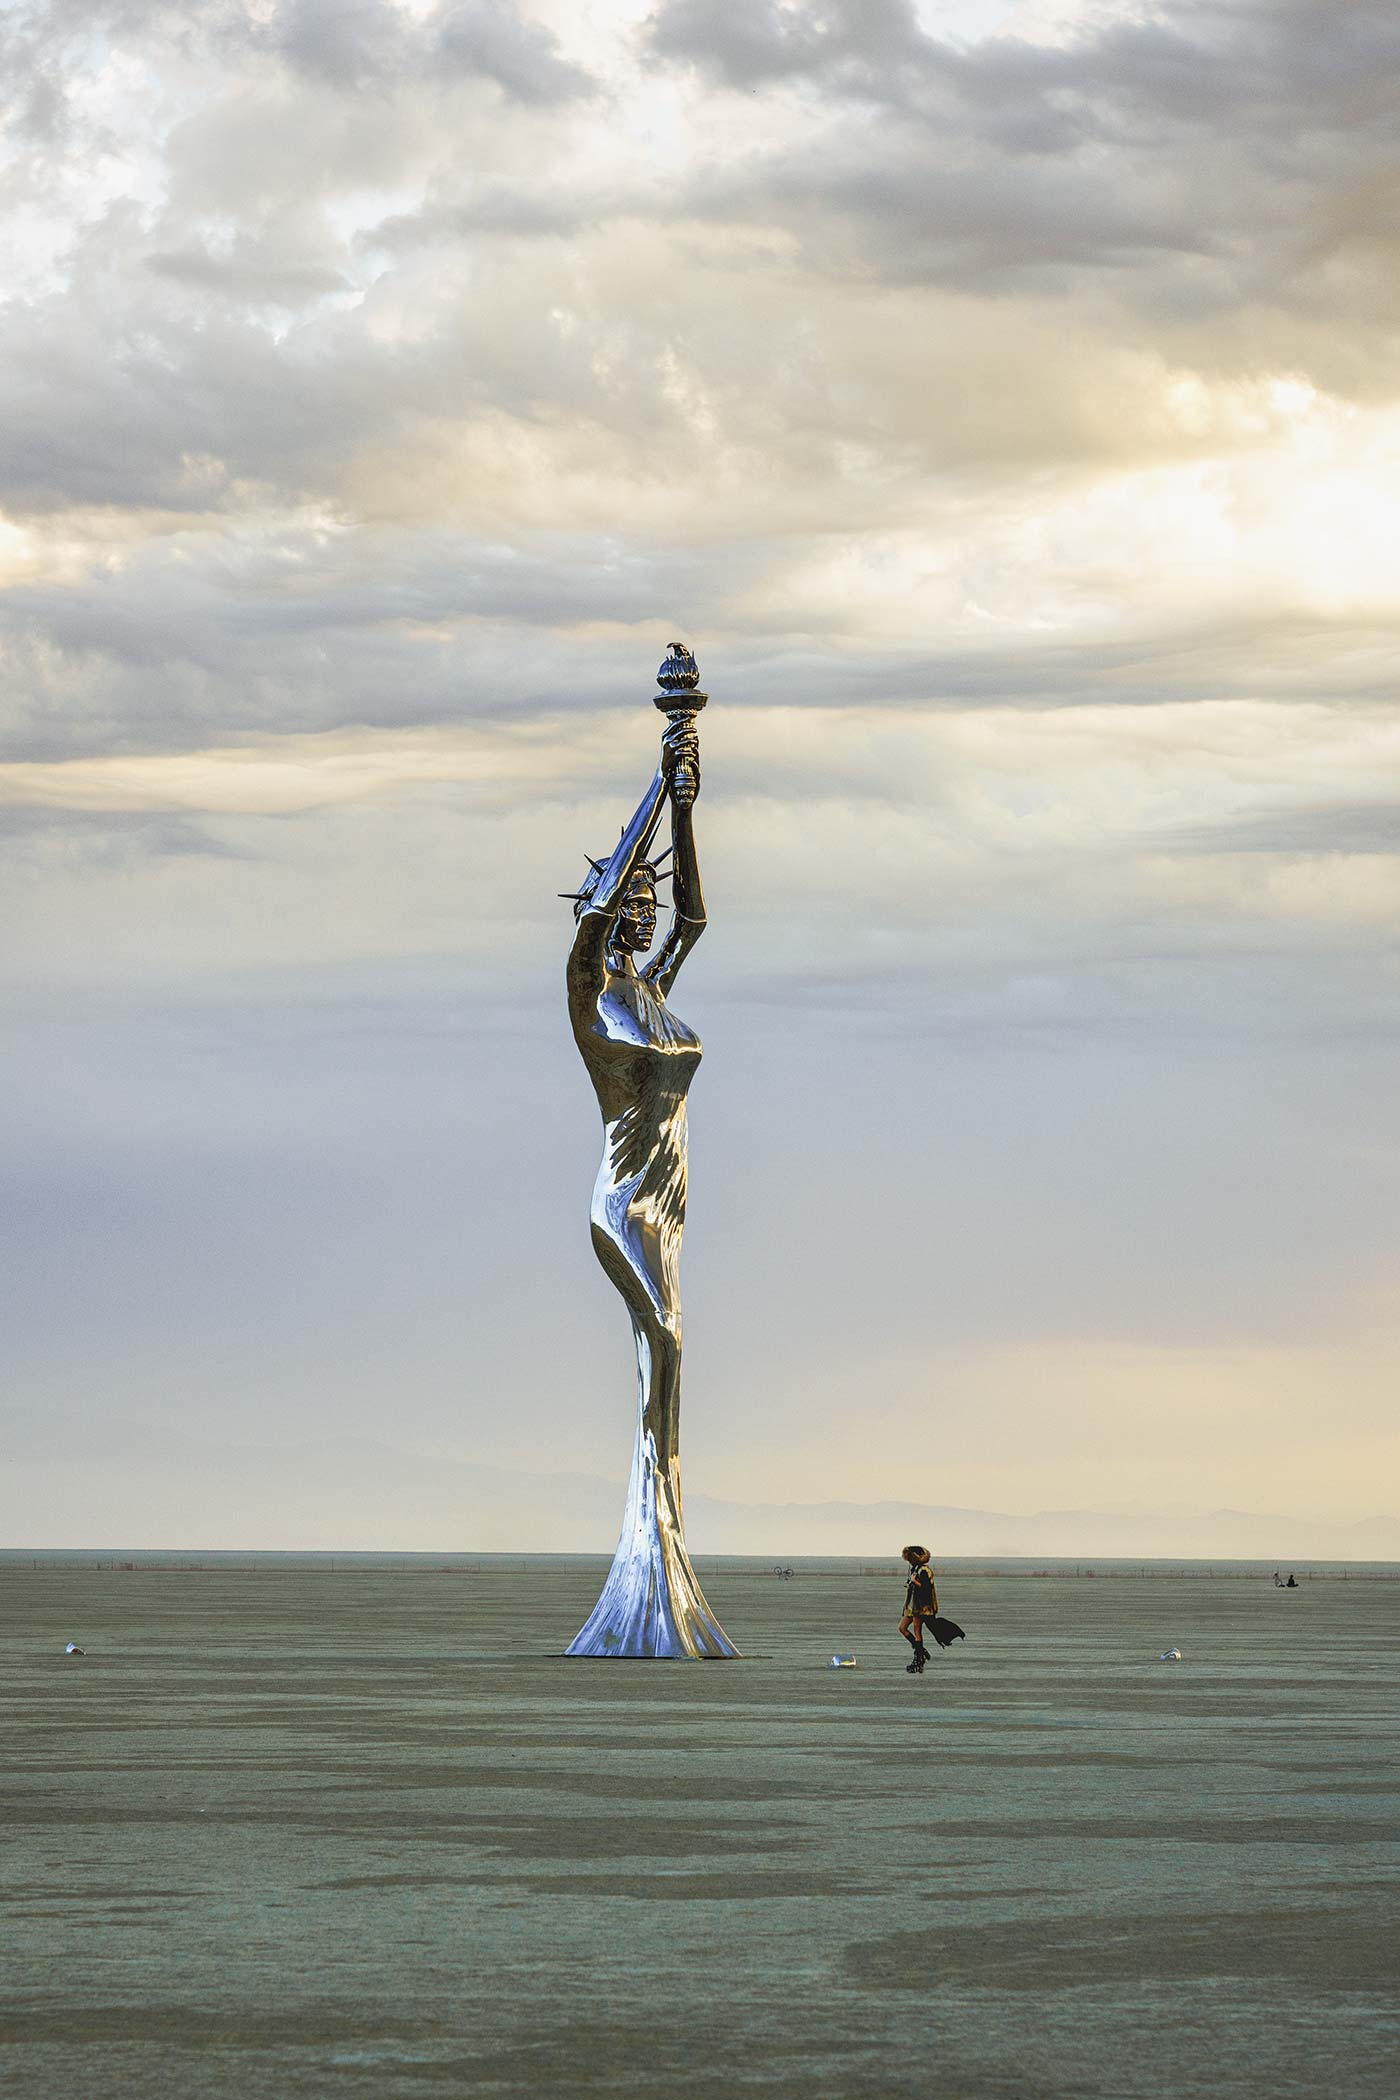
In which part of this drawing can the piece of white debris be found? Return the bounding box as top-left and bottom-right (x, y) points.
(827, 1654), (857, 1669)
(64, 1642), (86, 1656)
(1158, 1648), (1182, 1662)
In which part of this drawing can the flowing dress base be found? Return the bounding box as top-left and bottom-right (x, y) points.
(566, 1420), (739, 1659)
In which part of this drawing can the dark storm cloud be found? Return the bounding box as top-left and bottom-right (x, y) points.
(0, 804), (248, 865)
(432, 0), (594, 103)
(2, 212), (674, 522)
(274, 0), (405, 85)
(365, 184), (604, 248)
(0, 527), (781, 757)
(648, 0), (1400, 136)
(1, 525), (763, 655)
(3, 0), (594, 103)
(647, 0), (1400, 322)
(147, 241), (351, 307)
(4, 517), (1394, 765)
(275, 0), (591, 99)
(646, 0), (929, 91)
(693, 148), (1204, 288)
(1, 227), (548, 515)
(1173, 802), (1400, 858)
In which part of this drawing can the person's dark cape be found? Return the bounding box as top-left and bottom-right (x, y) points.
(926, 1616), (965, 1648)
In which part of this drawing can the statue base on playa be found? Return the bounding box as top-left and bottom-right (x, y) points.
(566, 1424), (739, 1658)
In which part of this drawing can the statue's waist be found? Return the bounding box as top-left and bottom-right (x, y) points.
(595, 1120), (687, 1194)
(589, 1064), (697, 1121)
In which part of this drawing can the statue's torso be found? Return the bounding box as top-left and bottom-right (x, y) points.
(582, 967), (700, 1100)
(576, 966), (701, 1196)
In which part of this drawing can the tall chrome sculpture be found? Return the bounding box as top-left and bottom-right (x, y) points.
(562, 644), (739, 1658)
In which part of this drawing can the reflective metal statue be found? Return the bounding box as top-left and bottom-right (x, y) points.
(562, 645), (739, 1658)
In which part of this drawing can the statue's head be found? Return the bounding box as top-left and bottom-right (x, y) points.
(563, 857), (663, 953)
(615, 871), (658, 953)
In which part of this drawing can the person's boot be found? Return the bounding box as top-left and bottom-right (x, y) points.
(914, 1642), (929, 1672)
(904, 1634), (921, 1673)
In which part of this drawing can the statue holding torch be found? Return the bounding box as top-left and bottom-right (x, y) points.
(560, 645), (738, 1657)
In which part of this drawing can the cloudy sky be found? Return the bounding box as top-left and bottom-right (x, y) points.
(2, 0), (1397, 1551)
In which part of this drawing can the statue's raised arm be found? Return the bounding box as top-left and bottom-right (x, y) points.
(644, 717), (706, 999)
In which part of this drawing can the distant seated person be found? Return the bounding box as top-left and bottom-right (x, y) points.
(898, 1545), (964, 1674)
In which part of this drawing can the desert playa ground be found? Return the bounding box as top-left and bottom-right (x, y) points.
(4, 1562), (1397, 2098)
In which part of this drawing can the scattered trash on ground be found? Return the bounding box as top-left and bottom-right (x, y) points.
(1158, 1647), (1182, 1662)
(827, 1654), (857, 1669)
(64, 1642), (86, 1656)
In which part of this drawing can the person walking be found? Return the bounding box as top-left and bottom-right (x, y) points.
(900, 1545), (938, 1672)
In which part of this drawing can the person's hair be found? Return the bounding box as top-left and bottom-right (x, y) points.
(902, 1543), (930, 1565)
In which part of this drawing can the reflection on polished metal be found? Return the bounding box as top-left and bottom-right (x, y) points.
(563, 644), (739, 1658)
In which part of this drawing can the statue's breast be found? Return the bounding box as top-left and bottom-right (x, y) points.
(593, 974), (701, 1061)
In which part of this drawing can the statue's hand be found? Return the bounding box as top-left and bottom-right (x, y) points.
(662, 719), (700, 807)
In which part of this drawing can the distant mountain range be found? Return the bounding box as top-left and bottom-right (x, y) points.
(4, 1425), (1397, 1560)
(686, 1493), (1400, 1563)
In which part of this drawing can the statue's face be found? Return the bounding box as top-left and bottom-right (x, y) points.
(616, 881), (658, 954)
